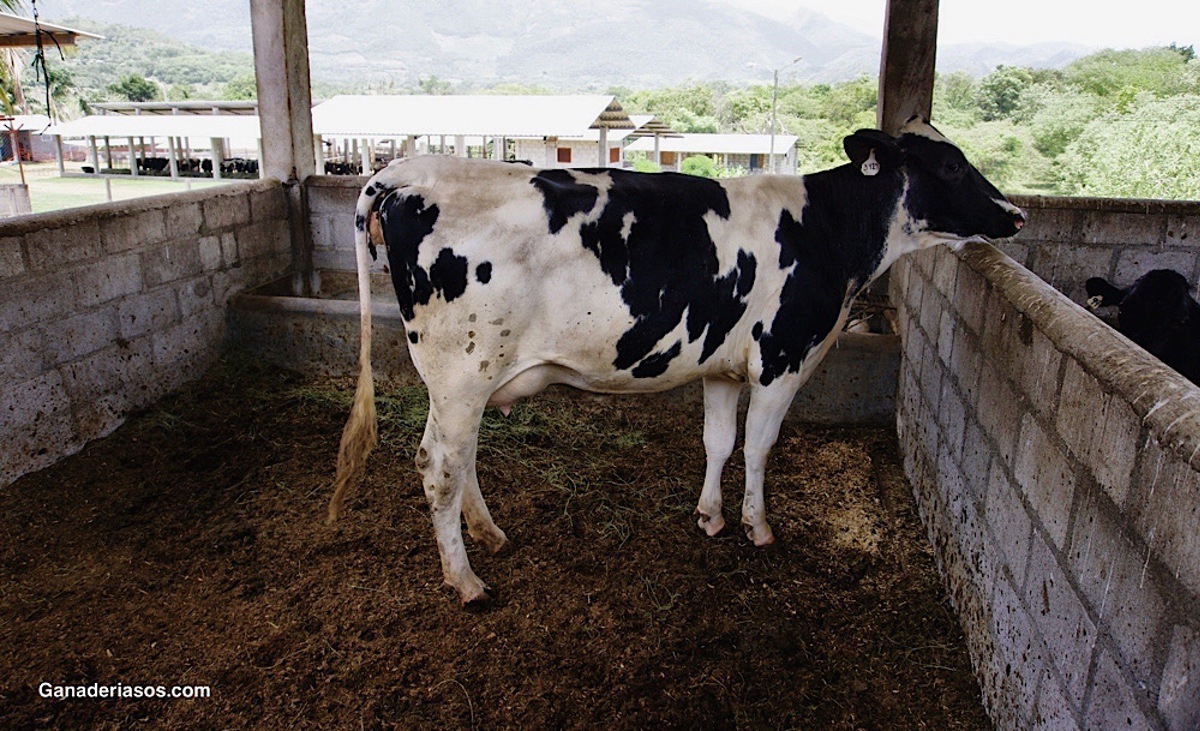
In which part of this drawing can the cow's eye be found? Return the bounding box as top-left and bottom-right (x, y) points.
(945, 161), (963, 176)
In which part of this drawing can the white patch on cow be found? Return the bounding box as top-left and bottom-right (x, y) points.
(900, 117), (950, 143)
(620, 210), (636, 242)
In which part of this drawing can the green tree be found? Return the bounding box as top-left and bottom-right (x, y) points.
(1056, 95), (1200, 199)
(1064, 47), (1200, 98)
(108, 74), (159, 102)
(222, 75), (257, 100)
(680, 155), (719, 178)
(977, 65), (1034, 121)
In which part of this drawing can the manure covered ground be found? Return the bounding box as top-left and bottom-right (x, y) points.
(0, 355), (990, 729)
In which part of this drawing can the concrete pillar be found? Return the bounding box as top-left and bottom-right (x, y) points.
(103, 136), (113, 171)
(455, 135), (466, 158)
(653, 134), (661, 166)
(251, 0), (316, 182)
(598, 126), (608, 167)
(128, 137), (138, 176)
(87, 136), (100, 174)
(211, 137), (225, 179)
(313, 134), (323, 173)
(878, 0), (939, 135)
(167, 137), (180, 180)
(54, 135), (65, 176)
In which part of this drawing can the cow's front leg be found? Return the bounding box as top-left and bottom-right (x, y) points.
(741, 378), (801, 546)
(696, 376), (742, 536)
(416, 399), (491, 605)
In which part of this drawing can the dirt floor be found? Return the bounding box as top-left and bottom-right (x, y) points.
(0, 355), (991, 729)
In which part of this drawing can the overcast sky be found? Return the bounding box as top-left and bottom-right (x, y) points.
(721, 0), (1200, 50)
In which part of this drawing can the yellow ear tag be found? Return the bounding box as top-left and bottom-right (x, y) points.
(861, 149), (880, 176)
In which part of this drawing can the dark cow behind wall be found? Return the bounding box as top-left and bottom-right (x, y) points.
(1086, 269), (1200, 385)
(330, 117), (1026, 604)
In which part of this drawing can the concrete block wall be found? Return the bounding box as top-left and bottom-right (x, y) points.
(1003, 195), (1200, 303)
(307, 175), (382, 274)
(1, 181), (291, 487)
(891, 242), (1200, 730)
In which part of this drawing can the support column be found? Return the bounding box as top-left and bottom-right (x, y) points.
(313, 134), (323, 173)
(87, 136), (100, 174)
(252, 0), (319, 296)
(211, 137), (225, 179)
(878, 0), (939, 135)
(251, 0), (316, 181)
(128, 137), (138, 176)
(454, 135), (466, 158)
(167, 137), (180, 180)
(54, 135), (65, 176)
(103, 136), (113, 172)
(598, 126), (608, 167)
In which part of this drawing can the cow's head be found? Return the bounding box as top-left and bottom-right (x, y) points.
(843, 117), (1025, 251)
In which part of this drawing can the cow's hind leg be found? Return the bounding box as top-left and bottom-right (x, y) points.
(741, 378), (801, 546)
(695, 376), (741, 536)
(463, 454), (507, 554)
(416, 397), (492, 604)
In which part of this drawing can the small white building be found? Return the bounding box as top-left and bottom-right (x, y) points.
(625, 133), (800, 175)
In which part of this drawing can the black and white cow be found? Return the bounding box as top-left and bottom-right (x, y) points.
(1086, 269), (1200, 385)
(330, 117), (1025, 604)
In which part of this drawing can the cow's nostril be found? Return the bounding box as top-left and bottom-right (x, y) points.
(1013, 212), (1026, 230)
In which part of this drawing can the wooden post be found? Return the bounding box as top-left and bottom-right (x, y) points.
(878, 0), (939, 135)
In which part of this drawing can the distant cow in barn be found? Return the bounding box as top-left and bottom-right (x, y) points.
(1086, 269), (1200, 385)
(329, 117), (1026, 604)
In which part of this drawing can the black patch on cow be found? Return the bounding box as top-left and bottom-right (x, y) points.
(752, 321), (763, 340)
(379, 192), (473, 321)
(900, 135), (1019, 240)
(558, 169), (750, 377)
(476, 261), (493, 284)
(631, 341), (682, 378)
(756, 165), (901, 386)
(530, 169), (600, 234)
(408, 331), (419, 344)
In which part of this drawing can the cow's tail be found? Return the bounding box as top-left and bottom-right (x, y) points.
(328, 180), (386, 525)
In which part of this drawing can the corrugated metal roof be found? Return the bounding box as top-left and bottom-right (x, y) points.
(625, 133), (800, 155)
(310, 95), (633, 138)
(39, 114), (262, 140)
(0, 11), (101, 47)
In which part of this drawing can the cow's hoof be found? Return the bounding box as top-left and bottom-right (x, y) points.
(447, 574), (494, 607)
(743, 521), (775, 547)
(470, 526), (509, 555)
(695, 510), (725, 537)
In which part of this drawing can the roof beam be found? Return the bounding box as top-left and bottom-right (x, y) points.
(877, 0), (939, 135)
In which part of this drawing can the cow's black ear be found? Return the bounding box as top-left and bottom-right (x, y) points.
(1085, 277), (1125, 308)
(843, 130), (900, 175)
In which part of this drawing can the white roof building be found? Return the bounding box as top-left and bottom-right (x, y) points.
(625, 133), (801, 174)
(310, 95), (632, 138)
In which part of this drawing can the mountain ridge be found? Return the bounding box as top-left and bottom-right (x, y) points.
(45, 0), (1095, 88)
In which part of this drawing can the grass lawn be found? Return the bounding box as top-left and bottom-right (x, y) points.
(1, 162), (247, 215)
